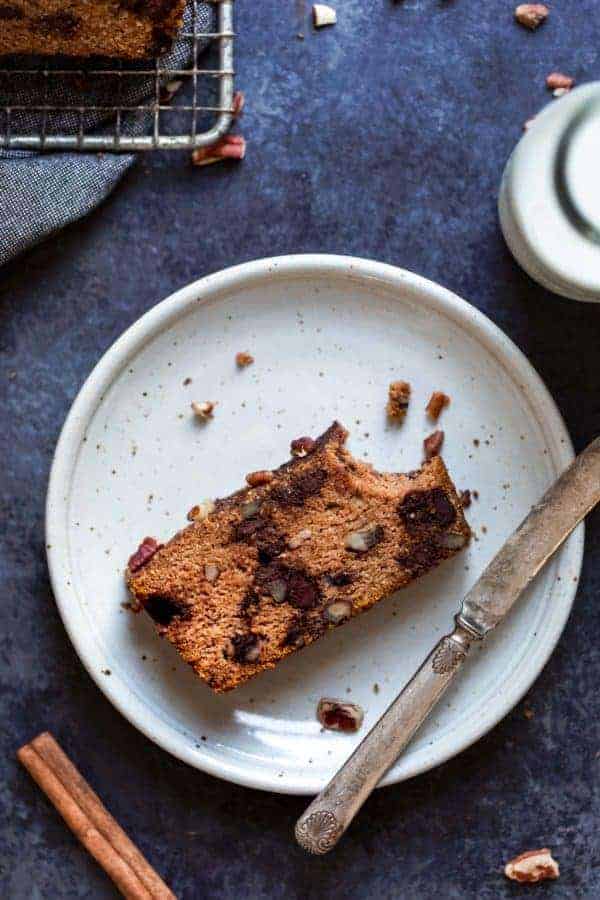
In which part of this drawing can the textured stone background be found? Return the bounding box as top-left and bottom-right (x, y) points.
(2, 1), (600, 897)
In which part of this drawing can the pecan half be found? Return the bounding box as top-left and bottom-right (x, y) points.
(191, 135), (246, 167)
(159, 79), (183, 103)
(232, 91), (245, 118)
(387, 380), (411, 421)
(191, 400), (216, 420)
(187, 499), (215, 522)
(325, 600), (352, 625)
(224, 633), (262, 664)
(317, 699), (364, 733)
(546, 71), (575, 91)
(344, 524), (384, 553)
(514, 4), (548, 30)
(128, 537), (162, 573)
(245, 470), (273, 487)
(425, 391), (450, 421)
(235, 350), (254, 367)
(504, 849), (559, 883)
(204, 563), (220, 583)
(423, 429), (444, 459)
(288, 528), (312, 549)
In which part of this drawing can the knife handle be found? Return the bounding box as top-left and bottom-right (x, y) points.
(295, 622), (479, 854)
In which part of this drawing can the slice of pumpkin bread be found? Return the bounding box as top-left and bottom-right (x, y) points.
(126, 422), (470, 692)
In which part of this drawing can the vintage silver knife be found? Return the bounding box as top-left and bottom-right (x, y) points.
(295, 436), (600, 855)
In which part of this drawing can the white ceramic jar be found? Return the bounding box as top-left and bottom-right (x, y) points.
(499, 82), (600, 302)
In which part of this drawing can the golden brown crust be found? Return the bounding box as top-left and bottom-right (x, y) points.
(127, 422), (471, 692)
(0, 0), (186, 59)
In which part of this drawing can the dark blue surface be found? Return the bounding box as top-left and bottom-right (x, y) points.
(2, 2), (600, 897)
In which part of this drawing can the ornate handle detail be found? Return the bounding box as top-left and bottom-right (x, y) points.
(295, 810), (343, 855)
(295, 622), (479, 854)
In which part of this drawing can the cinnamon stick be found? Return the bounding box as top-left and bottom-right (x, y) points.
(17, 732), (176, 900)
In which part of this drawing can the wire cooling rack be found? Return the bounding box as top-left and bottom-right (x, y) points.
(0, 0), (234, 151)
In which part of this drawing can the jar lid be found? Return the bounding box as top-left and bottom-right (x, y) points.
(556, 98), (600, 244)
(499, 83), (600, 302)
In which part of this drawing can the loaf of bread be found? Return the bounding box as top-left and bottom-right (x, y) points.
(0, 0), (187, 59)
(126, 422), (471, 692)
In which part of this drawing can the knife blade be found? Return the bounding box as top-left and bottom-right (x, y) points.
(458, 434), (600, 637)
(295, 436), (600, 855)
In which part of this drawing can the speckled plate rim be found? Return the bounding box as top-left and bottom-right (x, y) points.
(46, 254), (583, 795)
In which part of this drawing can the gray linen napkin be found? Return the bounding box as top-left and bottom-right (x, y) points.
(0, 2), (214, 266)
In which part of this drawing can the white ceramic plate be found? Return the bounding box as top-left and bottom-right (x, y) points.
(46, 255), (583, 795)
